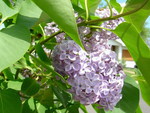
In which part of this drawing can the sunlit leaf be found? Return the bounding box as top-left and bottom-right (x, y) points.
(113, 22), (150, 86)
(32, 0), (84, 48)
(0, 25), (30, 71)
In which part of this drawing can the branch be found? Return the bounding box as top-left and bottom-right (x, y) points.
(29, 0), (148, 53)
(29, 30), (62, 53)
(78, 0), (148, 26)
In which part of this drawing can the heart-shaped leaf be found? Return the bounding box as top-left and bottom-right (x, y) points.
(0, 25), (30, 71)
(32, 0), (84, 48)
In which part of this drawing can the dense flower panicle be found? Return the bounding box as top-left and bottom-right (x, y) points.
(52, 40), (88, 76)
(80, 31), (111, 52)
(95, 8), (124, 40)
(52, 39), (126, 110)
(50, 8), (126, 111)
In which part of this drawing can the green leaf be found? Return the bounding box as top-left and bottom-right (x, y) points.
(68, 102), (80, 113)
(21, 78), (40, 96)
(22, 97), (47, 113)
(35, 44), (50, 65)
(34, 88), (53, 108)
(113, 22), (150, 86)
(52, 85), (71, 107)
(110, 0), (122, 12)
(16, 0), (42, 28)
(72, 4), (86, 16)
(2, 68), (14, 80)
(123, 0), (150, 32)
(136, 105), (143, 113)
(22, 97), (35, 113)
(2, 0), (14, 8)
(71, 0), (80, 5)
(80, 104), (88, 113)
(92, 104), (105, 113)
(7, 80), (22, 90)
(0, 89), (22, 113)
(32, 0), (84, 48)
(36, 103), (47, 113)
(0, 25), (30, 71)
(0, 0), (18, 20)
(138, 76), (150, 106)
(35, 11), (51, 25)
(79, 0), (101, 13)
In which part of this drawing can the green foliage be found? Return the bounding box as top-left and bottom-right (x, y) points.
(0, 0), (150, 112)
(134, 69), (150, 106)
(7, 80), (22, 90)
(0, 25), (30, 71)
(124, 0), (150, 32)
(113, 22), (150, 86)
(16, 0), (42, 28)
(21, 78), (40, 96)
(0, 89), (22, 113)
(52, 85), (71, 107)
(35, 44), (50, 64)
(0, 0), (18, 20)
(139, 77), (150, 106)
(79, 0), (101, 13)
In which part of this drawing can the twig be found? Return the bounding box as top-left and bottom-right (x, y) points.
(88, 25), (112, 31)
(78, 0), (148, 26)
(29, 30), (62, 53)
(29, 0), (148, 52)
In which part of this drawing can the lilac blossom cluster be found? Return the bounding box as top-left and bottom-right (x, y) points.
(44, 22), (65, 43)
(95, 8), (124, 40)
(52, 40), (126, 110)
(50, 8), (126, 111)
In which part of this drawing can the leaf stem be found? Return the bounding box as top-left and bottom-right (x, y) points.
(105, 0), (113, 17)
(85, 0), (89, 21)
(39, 24), (46, 39)
(78, 0), (148, 26)
(88, 25), (112, 31)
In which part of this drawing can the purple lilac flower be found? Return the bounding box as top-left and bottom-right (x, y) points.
(44, 22), (65, 43)
(95, 8), (124, 40)
(52, 40), (126, 110)
(52, 40), (88, 76)
(51, 8), (126, 111)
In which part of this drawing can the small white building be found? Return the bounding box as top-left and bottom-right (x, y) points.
(108, 39), (136, 68)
